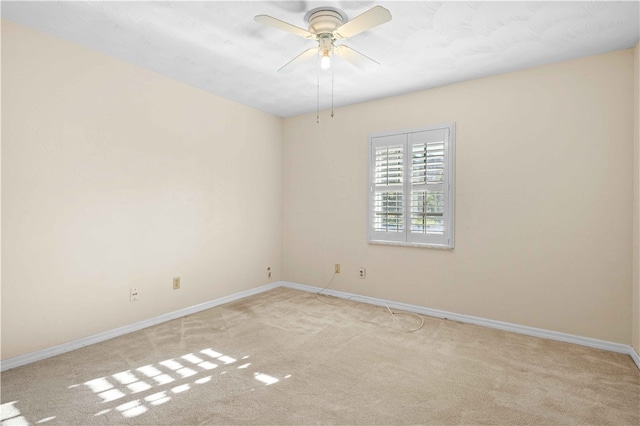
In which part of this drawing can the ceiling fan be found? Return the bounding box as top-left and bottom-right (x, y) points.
(254, 5), (392, 73)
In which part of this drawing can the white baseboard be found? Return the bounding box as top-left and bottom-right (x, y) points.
(3, 280), (639, 372)
(0, 282), (280, 372)
(280, 281), (640, 366)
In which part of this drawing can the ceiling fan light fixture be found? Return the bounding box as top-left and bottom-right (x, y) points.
(320, 51), (331, 69)
(318, 34), (333, 70)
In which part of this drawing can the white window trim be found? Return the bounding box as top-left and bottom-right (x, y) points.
(367, 123), (455, 249)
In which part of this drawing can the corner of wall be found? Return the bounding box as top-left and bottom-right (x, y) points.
(0, 19), (4, 347)
(633, 41), (640, 354)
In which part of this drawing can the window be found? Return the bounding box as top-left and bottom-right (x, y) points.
(368, 123), (455, 248)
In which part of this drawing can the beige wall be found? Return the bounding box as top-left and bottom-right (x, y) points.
(283, 49), (634, 344)
(634, 41), (640, 353)
(1, 20), (283, 360)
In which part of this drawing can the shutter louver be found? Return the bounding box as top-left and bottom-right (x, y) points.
(375, 145), (403, 186)
(410, 190), (444, 234)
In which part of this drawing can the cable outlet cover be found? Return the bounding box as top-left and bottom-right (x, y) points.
(130, 288), (139, 301)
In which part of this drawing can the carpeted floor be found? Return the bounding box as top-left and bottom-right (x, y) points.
(1, 287), (639, 425)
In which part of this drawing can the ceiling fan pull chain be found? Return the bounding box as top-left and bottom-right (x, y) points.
(331, 61), (335, 118)
(317, 50), (321, 124)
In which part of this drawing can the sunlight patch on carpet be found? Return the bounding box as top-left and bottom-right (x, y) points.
(116, 400), (147, 418)
(254, 372), (279, 386)
(1, 401), (29, 425)
(72, 347), (285, 418)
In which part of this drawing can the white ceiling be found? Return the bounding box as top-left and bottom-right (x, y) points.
(3, 1), (639, 117)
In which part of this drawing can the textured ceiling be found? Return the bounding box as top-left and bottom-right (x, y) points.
(3, 1), (639, 117)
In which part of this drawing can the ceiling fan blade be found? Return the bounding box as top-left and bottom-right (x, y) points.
(278, 47), (318, 73)
(334, 45), (379, 72)
(254, 15), (315, 39)
(333, 6), (391, 39)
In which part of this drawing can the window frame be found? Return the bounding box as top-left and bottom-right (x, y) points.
(367, 123), (455, 249)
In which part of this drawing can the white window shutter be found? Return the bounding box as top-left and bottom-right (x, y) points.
(370, 134), (406, 243)
(368, 124), (455, 248)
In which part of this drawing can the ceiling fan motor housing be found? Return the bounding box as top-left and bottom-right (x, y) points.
(305, 8), (347, 36)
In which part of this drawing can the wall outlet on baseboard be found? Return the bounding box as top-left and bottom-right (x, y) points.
(267, 266), (271, 278)
(130, 288), (139, 301)
(358, 268), (366, 279)
(173, 277), (180, 290)
(335, 264), (341, 274)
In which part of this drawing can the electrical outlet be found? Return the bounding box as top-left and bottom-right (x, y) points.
(335, 264), (341, 274)
(173, 277), (180, 290)
(130, 288), (139, 301)
(267, 266), (272, 278)
(358, 268), (366, 279)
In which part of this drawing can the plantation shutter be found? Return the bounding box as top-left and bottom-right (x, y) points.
(370, 134), (406, 243)
(368, 123), (455, 248)
(408, 129), (450, 246)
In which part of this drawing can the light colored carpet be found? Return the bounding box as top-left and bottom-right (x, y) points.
(1, 287), (639, 425)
